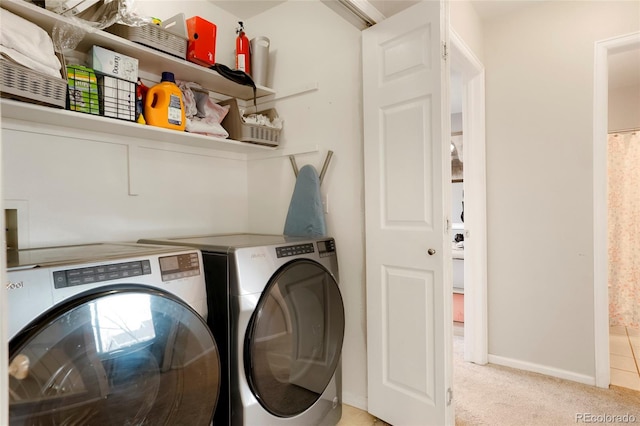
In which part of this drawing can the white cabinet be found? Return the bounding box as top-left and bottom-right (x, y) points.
(0, 0), (290, 156)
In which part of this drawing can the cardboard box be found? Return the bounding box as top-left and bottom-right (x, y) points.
(90, 45), (138, 83)
(186, 16), (217, 66)
(66, 65), (99, 114)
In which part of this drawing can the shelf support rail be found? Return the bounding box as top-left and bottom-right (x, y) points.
(319, 150), (333, 184)
(289, 150), (334, 185)
(289, 155), (300, 178)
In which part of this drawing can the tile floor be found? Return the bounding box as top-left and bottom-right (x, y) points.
(609, 325), (640, 391)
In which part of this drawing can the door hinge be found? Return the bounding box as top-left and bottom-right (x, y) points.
(442, 42), (448, 60)
(446, 387), (453, 406)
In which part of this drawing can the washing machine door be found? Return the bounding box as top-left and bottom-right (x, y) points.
(8, 285), (220, 426)
(244, 259), (345, 418)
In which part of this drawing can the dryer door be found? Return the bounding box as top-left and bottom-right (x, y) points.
(244, 259), (345, 417)
(8, 285), (220, 426)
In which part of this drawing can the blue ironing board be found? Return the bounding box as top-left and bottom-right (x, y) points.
(283, 164), (326, 237)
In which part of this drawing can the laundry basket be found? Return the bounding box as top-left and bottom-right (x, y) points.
(107, 14), (188, 59)
(1, 57), (67, 108)
(218, 98), (282, 147)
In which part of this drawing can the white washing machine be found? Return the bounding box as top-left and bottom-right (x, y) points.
(138, 234), (345, 426)
(6, 242), (221, 425)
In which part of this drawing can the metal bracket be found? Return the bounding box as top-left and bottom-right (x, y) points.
(290, 150), (334, 185)
(289, 155), (299, 178)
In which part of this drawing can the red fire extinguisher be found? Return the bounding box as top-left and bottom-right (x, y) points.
(235, 21), (251, 75)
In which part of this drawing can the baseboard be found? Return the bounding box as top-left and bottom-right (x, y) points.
(487, 354), (596, 386)
(342, 391), (367, 411)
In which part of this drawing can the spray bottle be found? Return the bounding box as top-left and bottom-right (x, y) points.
(235, 21), (251, 75)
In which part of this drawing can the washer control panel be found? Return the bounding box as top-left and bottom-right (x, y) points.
(159, 252), (201, 281)
(53, 260), (152, 289)
(276, 243), (315, 258)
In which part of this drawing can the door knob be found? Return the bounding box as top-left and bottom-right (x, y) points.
(428, 248), (436, 255)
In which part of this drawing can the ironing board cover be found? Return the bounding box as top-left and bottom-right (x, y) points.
(283, 164), (326, 237)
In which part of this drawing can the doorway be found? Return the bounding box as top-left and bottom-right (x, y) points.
(593, 31), (640, 389)
(607, 47), (640, 391)
(450, 30), (487, 365)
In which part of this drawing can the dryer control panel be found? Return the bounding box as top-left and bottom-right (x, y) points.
(317, 239), (336, 257)
(159, 252), (201, 281)
(276, 243), (315, 258)
(275, 239), (336, 258)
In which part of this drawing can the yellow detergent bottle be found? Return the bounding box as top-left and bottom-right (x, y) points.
(145, 71), (186, 131)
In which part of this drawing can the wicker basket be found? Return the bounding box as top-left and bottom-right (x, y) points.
(1, 59), (67, 108)
(218, 98), (282, 147)
(107, 14), (188, 59)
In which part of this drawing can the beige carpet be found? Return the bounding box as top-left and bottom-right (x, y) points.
(453, 335), (640, 425)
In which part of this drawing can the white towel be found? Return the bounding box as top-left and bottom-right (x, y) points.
(1, 46), (61, 78)
(0, 9), (61, 76)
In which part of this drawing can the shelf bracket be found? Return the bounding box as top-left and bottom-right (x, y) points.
(289, 155), (299, 178)
(319, 150), (334, 185)
(289, 150), (334, 186)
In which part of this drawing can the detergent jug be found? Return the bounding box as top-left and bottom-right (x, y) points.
(145, 72), (186, 131)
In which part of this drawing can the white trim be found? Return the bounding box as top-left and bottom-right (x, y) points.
(593, 31), (640, 389)
(342, 392), (368, 412)
(339, 0), (385, 24)
(0, 117), (7, 426)
(450, 29), (488, 366)
(450, 30), (483, 75)
(488, 355), (596, 386)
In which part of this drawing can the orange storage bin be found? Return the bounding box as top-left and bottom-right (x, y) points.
(186, 16), (217, 67)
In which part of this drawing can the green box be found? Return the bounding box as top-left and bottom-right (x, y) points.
(66, 65), (100, 115)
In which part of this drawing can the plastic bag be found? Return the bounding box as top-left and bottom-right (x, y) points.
(50, 0), (151, 52)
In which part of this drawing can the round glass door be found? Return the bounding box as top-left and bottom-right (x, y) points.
(244, 259), (345, 417)
(8, 285), (220, 425)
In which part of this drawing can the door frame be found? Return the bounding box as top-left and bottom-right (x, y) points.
(1, 133), (6, 425)
(450, 30), (487, 365)
(593, 31), (640, 388)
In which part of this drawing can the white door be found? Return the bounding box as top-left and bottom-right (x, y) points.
(363, 1), (452, 425)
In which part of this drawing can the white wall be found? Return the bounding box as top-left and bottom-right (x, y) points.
(483, 1), (640, 380)
(3, 125), (249, 247)
(451, 112), (462, 133)
(450, 0), (484, 64)
(609, 84), (640, 131)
